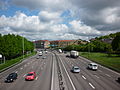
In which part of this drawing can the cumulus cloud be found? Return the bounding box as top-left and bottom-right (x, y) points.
(0, 0), (120, 40)
(39, 11), (61, 23)
(69, 20), (101, 36)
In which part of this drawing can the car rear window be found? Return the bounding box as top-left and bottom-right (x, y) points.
(27, 73), (33, 76)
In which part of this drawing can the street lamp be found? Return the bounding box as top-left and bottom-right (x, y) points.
(22, 35), (24, 60)
(87, 40), (90, 58)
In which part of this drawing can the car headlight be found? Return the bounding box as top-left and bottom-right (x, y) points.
(11, 79), (13, 81)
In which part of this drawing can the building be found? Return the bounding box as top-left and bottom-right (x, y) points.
(34, 40), (50, 49)
(34, 39), (87, 49)
(50, 40), (85, 48)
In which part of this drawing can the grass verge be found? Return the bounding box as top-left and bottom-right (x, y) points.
(0, 52), (36, 71)
(79, 52), (120, 72)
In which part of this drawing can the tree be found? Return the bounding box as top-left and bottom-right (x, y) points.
(111, 32), (120, 54)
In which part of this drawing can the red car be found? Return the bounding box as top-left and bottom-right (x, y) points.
(25, 71), (36, 81)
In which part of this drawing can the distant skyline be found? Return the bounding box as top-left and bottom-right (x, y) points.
(0, 0), (120, 41)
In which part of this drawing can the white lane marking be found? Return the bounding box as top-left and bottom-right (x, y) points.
(23, 74), (26, 77)
(51, 54), (55, 90)
(35, 77), (38, 80)
(60, 57), (76, 90)
(82, 75), (86, 80)
(15, 71), (18, 73)
(94, 75), (99, 78)
(98, 70), (102, 72)
(105, 74), (111, 77)
(89, 83), (95, 89)
(20, 68), (23, 70)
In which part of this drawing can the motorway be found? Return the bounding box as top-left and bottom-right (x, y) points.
(0, 51), (120, 90)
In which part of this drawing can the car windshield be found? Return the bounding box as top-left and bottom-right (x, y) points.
(93, 65), (97, 67)
(27, 73), (33, 76)
(74, 67), (79, 70)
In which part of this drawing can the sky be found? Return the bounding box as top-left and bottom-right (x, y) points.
(0, 0), (120, 41)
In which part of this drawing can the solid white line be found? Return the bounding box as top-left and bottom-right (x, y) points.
(82, 75), (86, 80)
(51, 54), (55, 90)
(60, 56), (76, 90)
(89, 83), (95, 89)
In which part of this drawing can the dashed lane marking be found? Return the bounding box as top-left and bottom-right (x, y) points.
(82, 75), (86, 80)
(35, 77), (38, 80)
(94, 75), (99, 78)
(105, 74), (111, 77)
(89, 83), (95, 89)
(98, 70), (102, 72)
(15, 71), (18, 73)
(23, 74), (26, 77)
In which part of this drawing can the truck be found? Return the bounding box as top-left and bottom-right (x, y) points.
(70, 50), (79, 58)
(58, 49), (62, 53)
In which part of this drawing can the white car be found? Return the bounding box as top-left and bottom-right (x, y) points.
(71, 66), (80, 73)
(88, 63), (98, 70)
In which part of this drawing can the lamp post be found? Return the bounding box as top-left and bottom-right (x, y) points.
(22, 35), (24, 60)
(87, 40), (90, 58)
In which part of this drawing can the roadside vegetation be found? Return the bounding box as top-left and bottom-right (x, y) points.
(80, 52), (120, 72)
(0, 52), (36, 71)
(63, 32), (120, 72)
(0, 33), (35, 71)
(0, 34), (34, 60)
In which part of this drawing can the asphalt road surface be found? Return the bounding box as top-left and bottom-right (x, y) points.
(0, 52), (54, 90)
(56, 52), (120, 90)
(0, 51), (120, 90)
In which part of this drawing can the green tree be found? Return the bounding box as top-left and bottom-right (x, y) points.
(111, 32), (120, 54)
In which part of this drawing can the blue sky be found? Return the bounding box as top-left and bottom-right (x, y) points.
(0, 0), (120, 41)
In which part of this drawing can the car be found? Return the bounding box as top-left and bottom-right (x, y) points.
(117, 77), (120, 83)
(25, 71), (36, 81)
(36, 56), (39, 59)
(42, 56), (46, 59)
(5, 72), (18, 83)
(71, 66), (80, 73)
(45, 51), (48, 54)
(88, 63), (98, 70)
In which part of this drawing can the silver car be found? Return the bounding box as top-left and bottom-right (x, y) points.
(71, 66), (80, 73)
(88, 63), (98, 70)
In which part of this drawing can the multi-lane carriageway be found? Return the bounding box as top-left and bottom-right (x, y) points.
(0, 51), (120, 90)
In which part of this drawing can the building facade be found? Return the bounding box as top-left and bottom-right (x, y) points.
(34, 40), (50, 49)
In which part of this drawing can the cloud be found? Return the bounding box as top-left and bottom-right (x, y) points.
(1, 0), (120, 40)
(39, 11), (61, 23)
(12, 0), (69, 11)
(69, 20), (101, 36)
